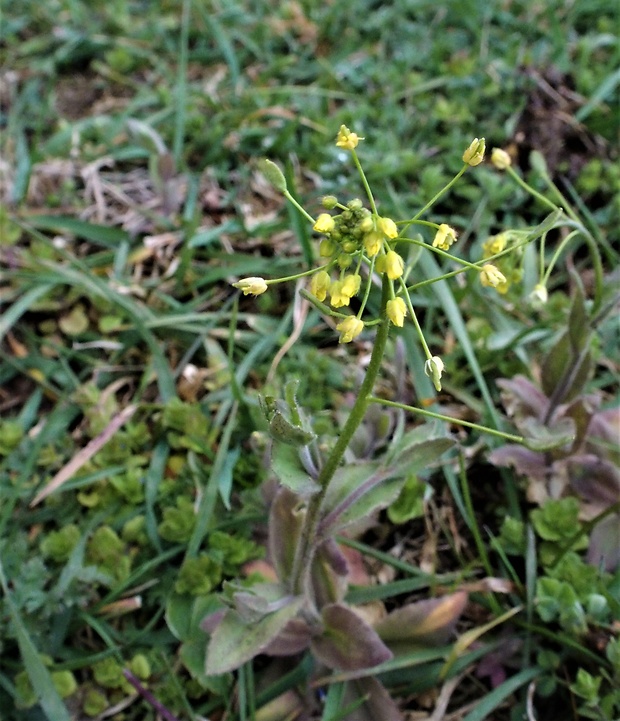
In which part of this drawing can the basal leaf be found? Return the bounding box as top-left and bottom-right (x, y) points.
(205, 597), (304, 674)
(311, 603), (392, 671)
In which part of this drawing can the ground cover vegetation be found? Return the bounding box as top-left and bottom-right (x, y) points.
(0, 1), (619, 719)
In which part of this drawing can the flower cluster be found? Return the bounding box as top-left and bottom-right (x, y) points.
(231, 132), (504, 383)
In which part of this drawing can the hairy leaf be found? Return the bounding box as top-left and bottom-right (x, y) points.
(205, 596), (304, 674)
(311, 603), (392, 671)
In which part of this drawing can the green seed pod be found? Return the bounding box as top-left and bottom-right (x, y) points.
(258, 159), (288, 192)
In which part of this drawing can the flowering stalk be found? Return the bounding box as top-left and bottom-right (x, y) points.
(290, 277), (392, 596)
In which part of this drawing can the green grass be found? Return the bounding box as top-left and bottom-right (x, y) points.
(1, 1), (619, 719)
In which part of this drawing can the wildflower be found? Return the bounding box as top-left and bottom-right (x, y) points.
(424, 356), (445, 392)
(377, 216), (398, 239)
(386, 297), (407, 327)
(313, 213), (335, 233)
(491, 148), (512, 170)
(462, 137), (485, 166)
(233, 277), (268, 296)
(363, 230), (384, 257)
(529, 283), (548, 308)
(309, 270), (331, 302)
(336, 125), (363, 150)
(381, 250), (404, 280)
(482, 233), (508, 258)
(479, 264), (507, 288)
(341, 273), (361, 297)
(336, 316), (364, 343)
(432, 224), (458, 251)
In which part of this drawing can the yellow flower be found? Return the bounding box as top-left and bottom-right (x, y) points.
(491, 148), (512, 170)
(377, 216), (398, 239)
(363, 230), (384, 257)
(336, 125), (363, 150)
(386, 297), (407, 327)
(383, 250), (404, 280)
(424, 356), (445, 392)
(462, 137), (485, 166)
(313, 213), (335, 233)
(336, 316), (364, 343)
(479, 264), (507, 288)
(482, 233), (508, 258)
(309, 270), (331, 302)
(432, 224), (458, 251)
(341, 273), (361, 297)
(232, 277), (268, 296)
(329, 280), (349, 307)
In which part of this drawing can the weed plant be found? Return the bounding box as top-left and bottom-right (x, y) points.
(0, 1), (619, 720)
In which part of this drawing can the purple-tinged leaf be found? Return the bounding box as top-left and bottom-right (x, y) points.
(311, 603), (392, 671)
(310, 542), (348, 607)
(262, 617), (313, 656)
(519, 415), (575, 451)
(567, 455), (620, 508)
(497, 376), (549, 421)
(233, 582), (295, 622)
(205, 597), (304, 674)
(268, 487), (305, 582)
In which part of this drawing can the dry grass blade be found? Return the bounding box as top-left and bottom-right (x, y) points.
(29, 404), (137, 507)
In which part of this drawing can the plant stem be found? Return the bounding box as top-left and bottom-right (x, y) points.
(290, 278), (391, 596)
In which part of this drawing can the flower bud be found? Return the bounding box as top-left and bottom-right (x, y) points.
(358, 216), (374, 234)
(322, 195), (338, 209)
(363, 230), (383, 257)
(479, 264), (507, 288)
(319, 238), (337, 257)
(424, 356), (445, 392)
(313, 213), (335, 233)
(377, 216), (398, 239)
(386, 297), (407, 327)
(529, 283), (548, 308)
(462, 137), (485, 166)
(232, 277), (268, 296)
(383, 250), (404, 280)
(336, 316), (364, 343)
(491, 147), (512, 170)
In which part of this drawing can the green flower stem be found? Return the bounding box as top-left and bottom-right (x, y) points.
(368, 396), (525, 443)
(542, 229), (581, 285)
(350, 150), (378, 216)
(505, 166), (558, 213)
(267, 262), (333, 285)
(290, 278), (392, 596)
(400, 165), (468, 234)
(283, 190), (317, 224)
(398, 279), (432, 359)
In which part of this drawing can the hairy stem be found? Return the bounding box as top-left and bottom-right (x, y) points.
(290, 278), (391, 596)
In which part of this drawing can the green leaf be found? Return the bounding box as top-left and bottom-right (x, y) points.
(205, 597), (304, 674)
(0, 559), (72, 721)
(271, 443), (320, 496)
(520, 416), (575, 451)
